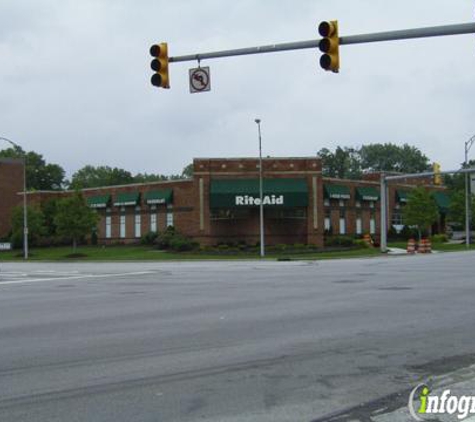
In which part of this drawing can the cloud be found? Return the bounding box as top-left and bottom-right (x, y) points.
(0, 0), (474, 177)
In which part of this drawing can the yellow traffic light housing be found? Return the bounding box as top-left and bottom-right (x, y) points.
(433, 162), (442, 185)
(150, 43), (170, 89)
(318, 20), (340, 73)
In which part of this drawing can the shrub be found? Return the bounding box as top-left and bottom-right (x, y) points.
(431, 234), (448, 243)
(141, 231), (159, 245)
(354, 239), (371, 249)
(155, 227), (198, 252)
(155, 226), (176, 250)
(169, 237), (196, 252)
(324, 236), (355, 247)
(10, 231), (23, 249)
(399, 225), (418, 241)
(387, 226), (399, 241)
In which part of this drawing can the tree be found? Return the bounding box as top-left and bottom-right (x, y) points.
(447, 190), (475, 229)
(0, 147), (66, 190)
(443, 159), (475, 192)
(70, 165), (134, 189)
(133, 173), (168, 183)
(359, 143), (430, 174)
(402, 187), (439, 240)
(10, 205), (45, 248)
(54, 192), (99, 251)
(40, 198), (60, 237)
(317, 147), (362, 179)
(181, 163), (193, 178)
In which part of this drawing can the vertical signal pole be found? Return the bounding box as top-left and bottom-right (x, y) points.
(255, 119), (265, 258)
(465, 136), (475, 247)
(380, 174), (388, 253)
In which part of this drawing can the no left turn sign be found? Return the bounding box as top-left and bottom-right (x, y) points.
(189, 66), (211, 93)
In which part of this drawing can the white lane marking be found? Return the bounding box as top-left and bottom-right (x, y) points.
(0, 271), (156, 286)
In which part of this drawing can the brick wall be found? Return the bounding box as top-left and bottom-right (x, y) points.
(0, 159), (24, 238)
(21, 157), (448, 247)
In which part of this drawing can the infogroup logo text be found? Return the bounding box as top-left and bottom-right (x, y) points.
(409, 383), (475, 420)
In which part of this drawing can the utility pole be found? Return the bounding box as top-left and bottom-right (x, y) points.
(465, 136), (475, 248)
(380, 174), (387, 253)
(255, 119), (265, 258)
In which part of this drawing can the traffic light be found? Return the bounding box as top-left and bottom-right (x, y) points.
(150, 42), (170, 89)
(433, 162), (442, 185)
(318, 20), (340, 73)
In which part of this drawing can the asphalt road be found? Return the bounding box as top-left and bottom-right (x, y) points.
(1, 252), (475, 422)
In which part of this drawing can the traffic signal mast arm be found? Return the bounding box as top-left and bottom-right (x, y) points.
(168, 22), (475, 63)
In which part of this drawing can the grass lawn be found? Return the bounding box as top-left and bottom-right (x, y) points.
(0, 244), (382, 262)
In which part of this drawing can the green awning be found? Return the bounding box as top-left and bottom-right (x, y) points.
(113, 192), (140, 206)
(356, 187), (379, 201)
(324, 184), (351, 200)
(144, 189), (173, 205)
(87, 194), (110, 209)
(433, 191), (450, 212)
(210, 178), (308, 208)
(396, 190), (409, 203)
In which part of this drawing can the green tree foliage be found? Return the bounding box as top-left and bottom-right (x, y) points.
(0, 147), (65, 190)
(133, 173), (168, 183)
(402, 187), (439, 240)
(318, 143), (431, 179)
(443, 159), (475, 192)
(54, 192), (99, 251)
(180, 163), (194, 178)
(10, 205), (45, 248)
(359, 143), (430, 173)
(70, 165), (135, 189)
(447, 190), (475, 228)
(40, 198), (60, 237)
(317, 147), (362, 179)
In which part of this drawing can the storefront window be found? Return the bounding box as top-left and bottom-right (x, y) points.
(324, 210), (331, 232)
(339, 209), (346, 235)
(135, 207), (141, 238)
(391, 210), (404, 226)
(370, 215), (376, 235)
(120, 215), (126, 238)
(166, 205), (174, 227)
(149, 205), (157, 232)
(105, 216), (111, 239)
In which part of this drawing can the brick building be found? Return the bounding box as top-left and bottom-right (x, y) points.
(3, 157), (449, 246)
(0, 158), (24, 239)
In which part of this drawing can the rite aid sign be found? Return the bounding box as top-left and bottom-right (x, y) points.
(235, 195), (284, 206)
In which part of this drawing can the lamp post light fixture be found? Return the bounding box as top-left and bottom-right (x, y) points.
(465, 135), (475, 248)
(0, 136), (28, 259)
(255, 118), (265, 258)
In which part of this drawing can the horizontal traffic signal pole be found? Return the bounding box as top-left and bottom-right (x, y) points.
(385, 167), (475, 182)
(168, 22), (475, 63)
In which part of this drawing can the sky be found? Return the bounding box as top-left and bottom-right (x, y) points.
(0, 0), (474, 179)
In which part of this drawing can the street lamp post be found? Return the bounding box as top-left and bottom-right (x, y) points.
(465, 135), (475, 248)
(255, 119), (265, 258)
(0, 136), (28, 259)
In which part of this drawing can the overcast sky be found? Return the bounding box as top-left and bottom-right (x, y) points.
(1, 0), (474, 178)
